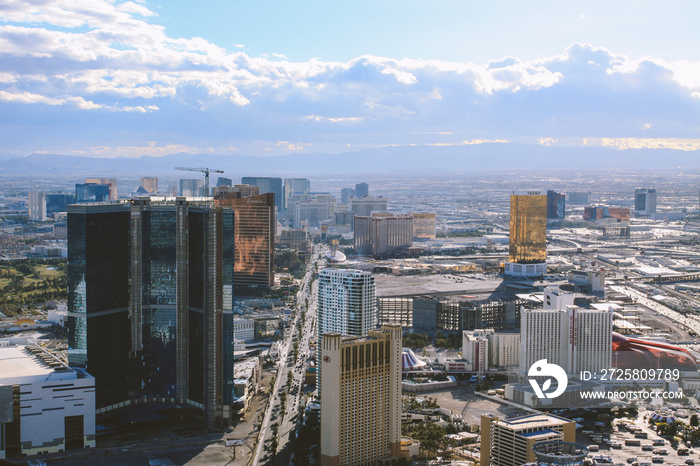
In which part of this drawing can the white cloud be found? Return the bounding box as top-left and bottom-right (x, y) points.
(0, 2), (698, 156)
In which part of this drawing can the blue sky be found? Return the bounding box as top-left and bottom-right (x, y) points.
(0, 0), (698, 158)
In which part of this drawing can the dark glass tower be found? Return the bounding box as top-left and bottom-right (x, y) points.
(67, 203), (131, 409)
(68, 198), (235, 430)
(75, 183), (110, 203)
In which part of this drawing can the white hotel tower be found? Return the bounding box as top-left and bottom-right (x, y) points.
(316, 268), (377, 385)
(520, 287), (612, 376)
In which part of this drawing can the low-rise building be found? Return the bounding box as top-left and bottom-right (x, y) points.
(0, 338), (95, 459)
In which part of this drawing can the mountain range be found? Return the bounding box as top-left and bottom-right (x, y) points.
(0, 144), (698, 177)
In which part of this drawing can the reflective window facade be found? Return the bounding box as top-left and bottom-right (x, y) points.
(68, 199), (235, 429)
(508, 194), (547, 264)
(67, 204), (131, 409)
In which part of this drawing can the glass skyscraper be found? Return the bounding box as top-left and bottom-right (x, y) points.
(67, 198), (235, 430)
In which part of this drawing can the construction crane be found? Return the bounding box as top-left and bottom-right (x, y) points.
(175, 166), (224, 197)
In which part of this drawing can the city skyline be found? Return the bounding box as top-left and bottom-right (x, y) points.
(0, 2), (698, 160)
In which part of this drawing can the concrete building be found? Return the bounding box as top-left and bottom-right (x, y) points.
(354, 212), (413, 256)
(241, 177), (283, 210)
(215, 192), (275, 287)
(84, 178), (117, 200)
(410, 212), (437, 239)
(283, 178), (311, 209)
(140, 177), (158, 195)
(29, 190), (47, 221)
(489, 332), (521, 368)
(462, 329), (489, 373)
(354, 182), (369, 198)
(320, 324), (402, 466)
(348, 195), (387, 217)
(520, 287), (612, 375)
(67, 198), (235, 430)
(634, 187), (657, 215)
(278, 228), (309, 253)
(505, 191), (547, 277)
(317, 269), (377, 387)
(480, 413), (575, 466)
(0, 337), (95, 459)
(340, 188), (355, 204)
(234, 318), (255, 342)
(292, 199), (334, 228)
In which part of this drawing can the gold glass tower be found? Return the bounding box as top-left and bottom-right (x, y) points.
(508, 193), (547, 264)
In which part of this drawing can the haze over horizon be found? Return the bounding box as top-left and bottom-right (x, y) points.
(1, 1), (699, 161)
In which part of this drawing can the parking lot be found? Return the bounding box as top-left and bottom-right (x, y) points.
(578, 411), (700, 466)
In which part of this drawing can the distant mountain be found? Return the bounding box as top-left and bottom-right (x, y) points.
(0, 144), (698, 177)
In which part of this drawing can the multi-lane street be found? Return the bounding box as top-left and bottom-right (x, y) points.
(251, 245), (324, 466)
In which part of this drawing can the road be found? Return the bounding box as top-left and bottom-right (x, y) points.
(251, 245), (325, 466)
(612, 285), (700, 338)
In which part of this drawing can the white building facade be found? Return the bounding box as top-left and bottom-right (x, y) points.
(520, 288), (612, 375)
(1, 338), (95, 459)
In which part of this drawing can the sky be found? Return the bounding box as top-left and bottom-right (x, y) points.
(0, 0), (699, 158)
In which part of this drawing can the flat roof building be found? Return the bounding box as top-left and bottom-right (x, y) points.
(354, 212), (412, 256)
(505, 191), (547, 277)
(0, 337), (96, 459)
(480, 413), (576, 466)
(320, 324), (402, 466)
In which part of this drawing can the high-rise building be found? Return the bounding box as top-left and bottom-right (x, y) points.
(85, 178), (117, 200)
(180, 179), (205, 197)
(46, 193), (76, 216)
(140, 177), (158, 194)
(241, 177), (283, 210)
(317, 269), (377, 389)
(75, 183), (111, 203)
(212, 184), (259, 198)
(67, 199), (235, 430)
(292, 200), (334, 228)
(320, 324), (402, 466)
(354, 212), (413, 256)
(355, 182), (369, 198)
(480, 413), (576, 466)
(348, 195), (388, 217)
(29, 190), (47, 221)
(214, 192), (275, 287)
(340, 188), (355, 204)
(462, 329), (489, 373)
(283, 178), (311, 209)
(519, 287), (611, 375)
(546, 190), (565, 220)
(505, 191), (547, 277)
(317, 269), (377, 342)
(410, 212), (437, 239)
(634, 187), (657, 215)
(216, 177), (233, 187)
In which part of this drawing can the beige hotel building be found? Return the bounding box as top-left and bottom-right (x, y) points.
(320, 324), (402, 466)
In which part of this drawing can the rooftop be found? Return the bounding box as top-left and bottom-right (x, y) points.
(0, 338), (79, 385)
